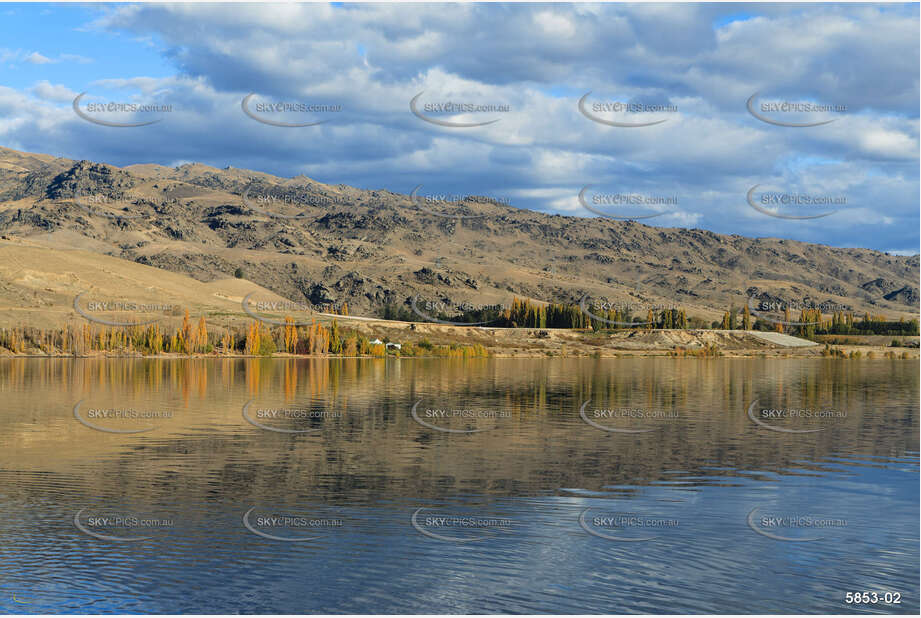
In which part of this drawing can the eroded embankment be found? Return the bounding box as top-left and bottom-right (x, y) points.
(308, 318), (826, 357)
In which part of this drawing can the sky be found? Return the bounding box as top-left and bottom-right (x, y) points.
(0, 2), (918, 254)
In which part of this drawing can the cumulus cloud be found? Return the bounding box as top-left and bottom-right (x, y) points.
(24, 51), (53, 64)
(0, 2), (916, 252)
(59, 53), (93, 64)
(20, 50), (92, 65)
(30, 80), (77, 103)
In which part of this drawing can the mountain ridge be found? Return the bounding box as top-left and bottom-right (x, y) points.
(0, 145), (916, 324)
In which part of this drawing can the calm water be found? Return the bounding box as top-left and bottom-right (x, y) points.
(0, 358), (917, 614)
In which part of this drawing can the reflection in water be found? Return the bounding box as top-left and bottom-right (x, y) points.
(0, 358), (917, 613)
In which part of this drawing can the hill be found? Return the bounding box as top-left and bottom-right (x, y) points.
(0, 145), (917, 327)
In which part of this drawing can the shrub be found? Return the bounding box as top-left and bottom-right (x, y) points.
(258, 336), (276, 356)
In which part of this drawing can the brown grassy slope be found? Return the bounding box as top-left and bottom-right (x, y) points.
(0, 146), (917, 325)
(0, 236), (287, 331)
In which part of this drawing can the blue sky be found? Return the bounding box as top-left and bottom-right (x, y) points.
(0, 2), (918, 254)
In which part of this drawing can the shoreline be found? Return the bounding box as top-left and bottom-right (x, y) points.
(2, 320), (918, 360)
(1, 344), (917, 360)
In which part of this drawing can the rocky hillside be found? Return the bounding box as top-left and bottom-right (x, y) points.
(0, 146), (917, 323)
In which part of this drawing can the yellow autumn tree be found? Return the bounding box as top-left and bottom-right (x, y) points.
(284, 316), (298, 353)
(196, 316), (208, 353)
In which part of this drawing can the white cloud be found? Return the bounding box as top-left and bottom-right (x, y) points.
(24, 51), (53, 64)
(30, 80), (77, 103)
(18, 51), (92, 65)
(0, 2), (915, 252)
(60, 53), (93, 64)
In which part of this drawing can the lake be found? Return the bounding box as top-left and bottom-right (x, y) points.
(0, 358), (917, 614)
